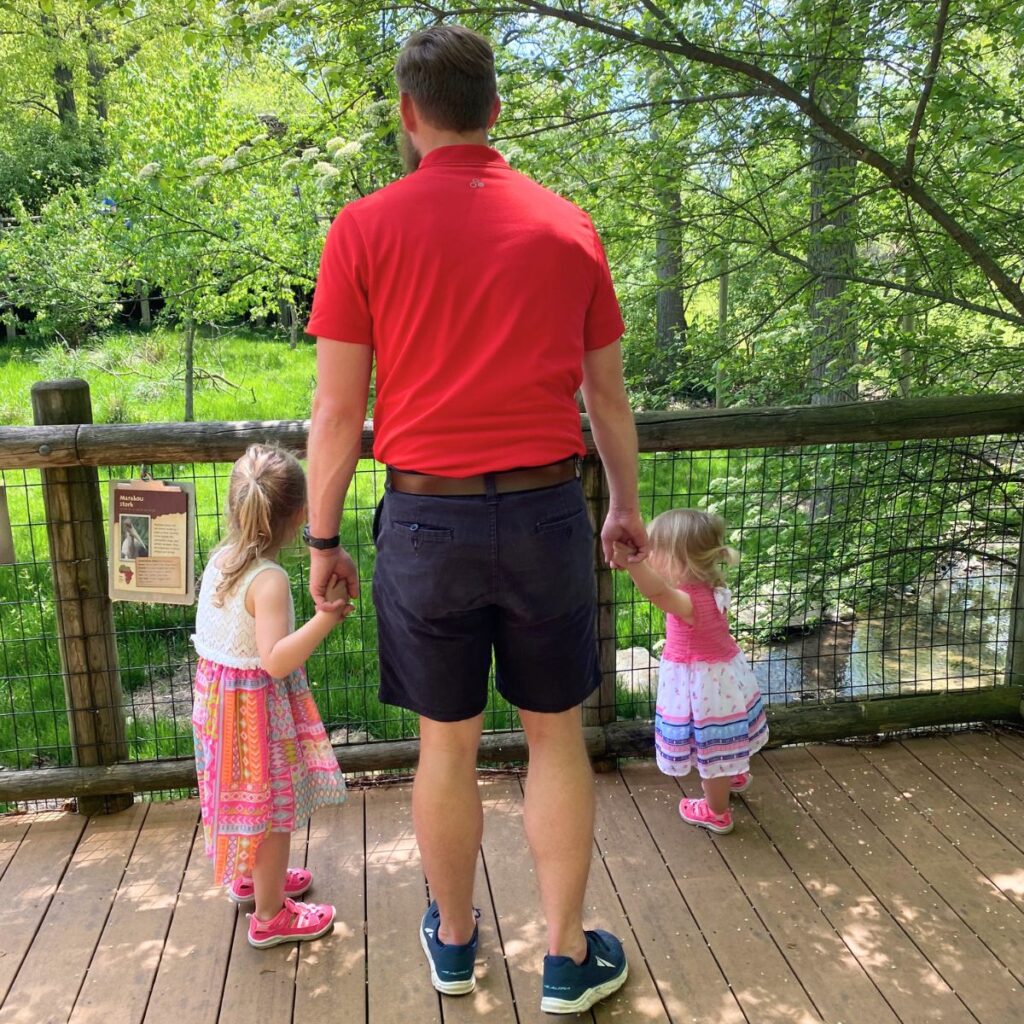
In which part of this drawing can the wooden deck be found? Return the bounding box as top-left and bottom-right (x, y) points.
(2, 731), (1024, 1024)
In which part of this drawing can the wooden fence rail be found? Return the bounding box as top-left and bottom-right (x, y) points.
(3, 391), (1024, 469)
(1, 380), (1023, 810)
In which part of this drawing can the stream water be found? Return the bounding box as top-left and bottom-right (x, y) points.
(749, 563), (1014, 704)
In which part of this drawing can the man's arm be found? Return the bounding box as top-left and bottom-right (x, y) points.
(580, 340), (648, 565)
(307, 338), (373, 610)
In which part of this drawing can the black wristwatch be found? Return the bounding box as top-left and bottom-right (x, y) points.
(302, 525), (341, 550)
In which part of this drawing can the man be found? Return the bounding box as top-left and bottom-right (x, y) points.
(304, 24), (646, 1015)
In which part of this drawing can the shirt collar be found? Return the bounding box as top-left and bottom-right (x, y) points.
(417, 144), (508, 170)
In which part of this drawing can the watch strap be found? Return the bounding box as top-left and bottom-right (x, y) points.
(303, 525), (340, 550)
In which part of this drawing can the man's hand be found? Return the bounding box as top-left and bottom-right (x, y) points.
(601, 507), (648, 567)
(310, 546), (359, 613)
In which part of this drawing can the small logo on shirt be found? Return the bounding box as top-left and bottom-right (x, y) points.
(469, 178), (485, 188)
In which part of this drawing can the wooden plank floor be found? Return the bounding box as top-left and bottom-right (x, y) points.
(2, 731), (1023, 1024)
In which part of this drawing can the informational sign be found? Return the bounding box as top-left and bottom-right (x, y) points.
(109, 479), (196, 605)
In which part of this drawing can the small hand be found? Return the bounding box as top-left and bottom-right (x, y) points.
(324, 574), (355, 621)
(611, 541), (635, 570)
(310, 545), (359, 613)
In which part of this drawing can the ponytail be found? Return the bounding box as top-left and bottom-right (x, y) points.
(213, 445), (306, 605)
(720, 546), (741, 568)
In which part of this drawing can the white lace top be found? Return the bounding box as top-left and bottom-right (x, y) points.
(191, 554), (294, 669)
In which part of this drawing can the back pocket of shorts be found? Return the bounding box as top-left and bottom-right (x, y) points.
(391, 521), (454, 545)
(534, 507), (587, 534)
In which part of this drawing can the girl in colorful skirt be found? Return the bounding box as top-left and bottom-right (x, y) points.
(613, 509), (767, 835)
(191, 444), (349, 947)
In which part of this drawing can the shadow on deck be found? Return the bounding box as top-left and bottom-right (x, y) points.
(2, 731), (1024, 1024)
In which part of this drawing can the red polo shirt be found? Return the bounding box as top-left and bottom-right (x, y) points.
(306, 144), (625, 477)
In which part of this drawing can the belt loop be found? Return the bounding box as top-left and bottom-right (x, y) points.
(484, 473), (498, 504)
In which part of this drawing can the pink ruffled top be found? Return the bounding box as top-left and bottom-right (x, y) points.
(663, 583), (741, 665)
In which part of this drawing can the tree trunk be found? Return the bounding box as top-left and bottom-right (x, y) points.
(650, 68), (687, 395)
(183, 319), (195, 423)
(899, 265), (915, 398)
(716, 259), (729, 408)
(41, 11), (78, 125)
(288, 302), (299, 349)
(87, 49), (109, 120)
(137, 282), (151, 327)
(655, 184), (686, 355)
(807, 13), (861, 406)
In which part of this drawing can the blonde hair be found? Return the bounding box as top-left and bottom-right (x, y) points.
(213, 444), (306, 605)
(647, 508), (740, 588)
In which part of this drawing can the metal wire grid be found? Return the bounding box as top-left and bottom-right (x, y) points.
(1, 434), (1021, 773)
(611, 437), (1023, 720)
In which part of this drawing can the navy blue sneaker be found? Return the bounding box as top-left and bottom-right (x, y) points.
(541, 929), (628, 1014)
(419, 901), (479, 995)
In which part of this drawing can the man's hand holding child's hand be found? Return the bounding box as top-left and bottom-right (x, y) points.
(325, 575), (356, 621)
(611, 541), (641, 571)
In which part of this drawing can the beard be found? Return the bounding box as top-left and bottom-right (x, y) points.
(395, 130), (419, 174)
(399, 130), (421, 173)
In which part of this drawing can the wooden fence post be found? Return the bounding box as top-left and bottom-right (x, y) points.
(1004, 516), (1024, 696)
(31, 379), (132, 814)
(582, 455), (618, 770)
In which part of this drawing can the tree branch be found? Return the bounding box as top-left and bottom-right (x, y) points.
(765, 245), (1024, 327)
(905, 0), (950, 175)
(513, 0), (1024, 320)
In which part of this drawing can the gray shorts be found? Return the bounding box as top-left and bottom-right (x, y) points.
(371, 478), (599, 722)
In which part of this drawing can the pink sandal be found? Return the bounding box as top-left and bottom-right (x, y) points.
(229, 867), (312, 904)
(679, 797), (734, 835)
(247, 897), (336, 948)
(730, 772), (752, 794)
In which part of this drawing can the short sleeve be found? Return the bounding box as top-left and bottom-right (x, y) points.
(305, 206), (373, 345)
(584, 221), (626, 351)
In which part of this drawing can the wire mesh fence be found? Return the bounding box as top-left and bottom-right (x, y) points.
(616, 437), (1023, 719)
(1, 432), (1022, 779)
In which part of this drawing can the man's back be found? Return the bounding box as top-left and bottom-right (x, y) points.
(307, 144), (623, 476)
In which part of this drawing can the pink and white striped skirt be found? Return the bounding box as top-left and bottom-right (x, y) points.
(655, 653), (768, 779)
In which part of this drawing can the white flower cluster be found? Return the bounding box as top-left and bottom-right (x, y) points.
(301, 146), (320, 162)
(314, 161), (340, 177)
(333, 141), (362, 161)
(281, 157), (302, 171)
(234, 144), (252, 158)
(138, 162), (161, 180)
(325, 136), (346, 153)
(194, 155), (220, 170)
(245, 6), (278, 25)
(221, 156), (239, 172)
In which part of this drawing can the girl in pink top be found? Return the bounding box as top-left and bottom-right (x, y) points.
(613, 509), (767, 834)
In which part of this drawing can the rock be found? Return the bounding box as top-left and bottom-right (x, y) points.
(330, 726), (370, 746)
(616, 646), (658, 694)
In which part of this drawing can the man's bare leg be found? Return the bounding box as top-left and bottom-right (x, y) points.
(520, 705), (592, 963)
(413, 713), (483, 945)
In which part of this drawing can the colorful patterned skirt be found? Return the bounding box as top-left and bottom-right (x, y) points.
(191, 657), (346, 885)
(655, 652), (768, 779)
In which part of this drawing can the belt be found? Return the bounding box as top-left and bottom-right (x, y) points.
(387, 457), (579, 496)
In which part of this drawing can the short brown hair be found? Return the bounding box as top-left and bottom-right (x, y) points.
(395, 25), (497, 133)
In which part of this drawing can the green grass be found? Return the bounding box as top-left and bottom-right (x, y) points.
(0, 325), (319, 426)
